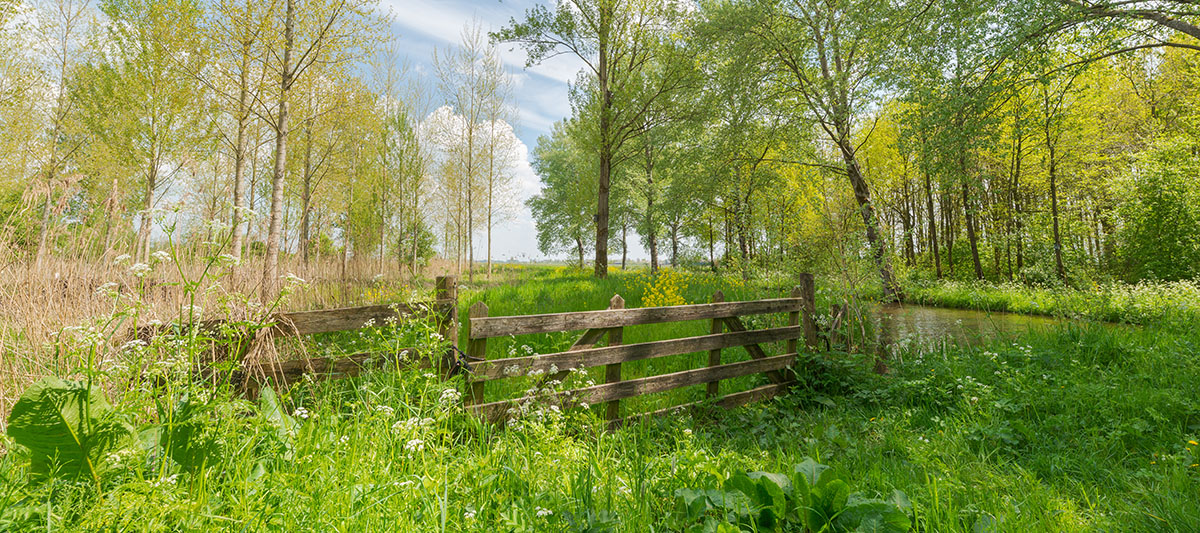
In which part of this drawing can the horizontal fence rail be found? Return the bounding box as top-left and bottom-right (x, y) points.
(469, 325), (804, 382)
(468, 298), (805, 339)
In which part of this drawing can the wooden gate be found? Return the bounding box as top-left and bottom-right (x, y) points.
(463, 273), (818, 426)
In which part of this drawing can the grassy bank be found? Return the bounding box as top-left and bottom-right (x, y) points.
(904, 278), (1200, 327)
(2, 268), (1198, 531)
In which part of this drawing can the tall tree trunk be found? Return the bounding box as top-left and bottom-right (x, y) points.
(575, 235), (584, 269)
(621, 223), (627, 269)
(962, 179), (983, 280)
(300, 117), (313, 266)
(137, 156), (158, 262)
(230, 40), (251, 264)
(646, 157), (658, 273)
(1048, 145), (1065, 281)
(924, 171), (940, 278)
(844, 154), (900, 299)
(263, 0), (294, 300)
(594, 4), (612, 279)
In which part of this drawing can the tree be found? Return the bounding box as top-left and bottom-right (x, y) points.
(432, 22), (514, 282)
(27, 0), (91, 266)
(79, 0), (209, 262)
(496, 0), (696, 278)
(260, 0), (380, 299)
(737, 0), (904, 298)
(205, 0), (273, 265)
(528, 120), (597, 268)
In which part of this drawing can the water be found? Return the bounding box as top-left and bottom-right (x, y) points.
(871, 304), (1066, 345)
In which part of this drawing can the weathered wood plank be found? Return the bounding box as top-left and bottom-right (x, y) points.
(270, 302), (450, 336)
(707, 291), (724, 398)
(469, 298), (804, 339)
(253, 349), (427, 385)
(436, 276), (458, 375)
(799, 273), (818, 349)
(466, 302), (489, 405)
(469, 353), (798, 420)
(604, 294), (625, 422)
(469, 325), (804, 381)
(615, 381), (795, 428)
(720, 315), (787, 384)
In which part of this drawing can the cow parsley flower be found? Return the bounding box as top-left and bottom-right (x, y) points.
(129, 263), (152, 277)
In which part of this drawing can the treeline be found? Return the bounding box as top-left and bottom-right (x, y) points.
(516, 0), (1200, 287)
(0, 0), (519, 292)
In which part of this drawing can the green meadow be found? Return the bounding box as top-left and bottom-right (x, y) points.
(2, 267), (1198, 532)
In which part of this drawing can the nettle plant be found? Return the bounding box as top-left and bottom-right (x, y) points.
(672, 458), (912, 533)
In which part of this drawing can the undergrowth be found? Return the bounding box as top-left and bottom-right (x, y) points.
(2, 267), (1198, 531)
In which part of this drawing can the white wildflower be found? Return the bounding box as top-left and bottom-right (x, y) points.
(464, 510), (476, 520)
(113, 254), (132, 265)
(504, 365), (521, 376)
(375, 405), (395, 416)
(535, 507), (553, 518)
(95, 282), (119, 297)
(440, 388), (461, 404)
(150, 250), (171, 263)
(293, 407), (310, 419)
(129, 263), (152, 277)
(282, 272), (306, 285)
(405, 438), (425, 452)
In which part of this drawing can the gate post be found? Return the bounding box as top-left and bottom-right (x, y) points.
(798, 273), (818, 350)
(435, 275), (458, 375)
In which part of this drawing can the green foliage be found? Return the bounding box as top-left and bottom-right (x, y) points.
(672, 458), (911, 532)
(1116, 138), (1200, 282)
(7, 377), (134, 483)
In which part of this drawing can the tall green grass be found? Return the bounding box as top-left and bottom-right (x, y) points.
(905, 279), (1200, 327)
(2, 267), (1198, 531)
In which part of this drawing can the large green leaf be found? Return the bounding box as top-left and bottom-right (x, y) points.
(143, 393), (224, 472)
(6, 377), (133, 482)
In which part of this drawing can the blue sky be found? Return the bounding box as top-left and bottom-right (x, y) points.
(389, 0), (634, 262)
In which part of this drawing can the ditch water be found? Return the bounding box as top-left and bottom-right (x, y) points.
(865, 304), (1068, 348)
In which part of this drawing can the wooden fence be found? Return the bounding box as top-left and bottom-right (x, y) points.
(149, 276), (461, 387)
(461, 273), (818, 426)
(258, 276), (460, 384)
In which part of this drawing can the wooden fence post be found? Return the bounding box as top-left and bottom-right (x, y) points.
(435, 276), (458, 375)
(799, 273), (818, 350)
(467, 301), (488, 405)
(707, 291), (724, 398)
(605, 294), (624, 424)
(788, 287), (801, 356)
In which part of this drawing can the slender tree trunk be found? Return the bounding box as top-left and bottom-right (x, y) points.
(646, 165), (658, 273)
(263, 0), (294, 300)
(230, 40), (251, 264)
(594, 4), (612, 278)
(844, 154), (900, 299)
(963, 179), (983, 280)
(924, 171), (940, 278)
(137, 156), (158, 262)
(575, 235), (584, 269)
(621, 223), (627, 269)
(1048, 146), (1065, 281)
(300, 117), (313, 265)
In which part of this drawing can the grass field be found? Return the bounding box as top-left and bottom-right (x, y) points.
(1, 267), (1198, 531)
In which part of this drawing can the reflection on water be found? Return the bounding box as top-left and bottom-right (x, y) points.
(871, 304), (1066, 346)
